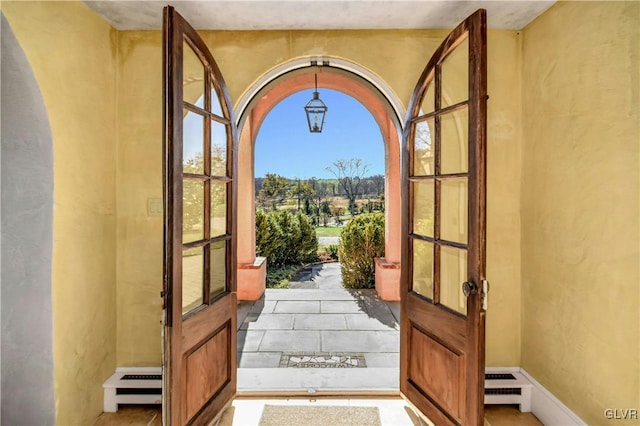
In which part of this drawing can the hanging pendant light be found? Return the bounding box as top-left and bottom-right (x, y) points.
(304, 74), (328, 133)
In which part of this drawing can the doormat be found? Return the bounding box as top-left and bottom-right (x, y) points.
(279, 352), (367, 368)
(259, 405), (381, 426)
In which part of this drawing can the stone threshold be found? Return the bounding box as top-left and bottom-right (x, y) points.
(237, 367), (399, 395)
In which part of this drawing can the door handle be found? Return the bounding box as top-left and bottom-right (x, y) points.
(462, 281), (478, 297)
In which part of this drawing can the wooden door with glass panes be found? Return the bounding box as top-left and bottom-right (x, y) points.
(162, 6), (237, 425)
(400, 9), (488, 426)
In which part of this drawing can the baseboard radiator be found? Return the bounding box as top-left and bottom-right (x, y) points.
(103, 367), (531, 413)
(484, 369), (533, 412)
(104, 366), (584, 425)
(102, 367), (162, 412)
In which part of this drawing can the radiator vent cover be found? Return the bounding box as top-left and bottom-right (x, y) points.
(121, 374), (162, 381)
(483, 370), (533, 412)
(485, 373), (516, 380)
(486, 387), (522, 395)
(104, 368), (163, 412)
(116, 388), (162, 395)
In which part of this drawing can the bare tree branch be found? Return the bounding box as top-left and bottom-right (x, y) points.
(325, 158), (370, 215)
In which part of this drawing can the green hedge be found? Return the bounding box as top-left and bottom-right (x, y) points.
(338, 212), (385, 289)
(255, 209), (318, 267)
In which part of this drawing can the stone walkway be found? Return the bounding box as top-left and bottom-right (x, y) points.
(237, 262), (400, 393)
(317, 236), (340, 246)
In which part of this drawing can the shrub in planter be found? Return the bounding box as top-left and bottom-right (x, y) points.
(276, 209), (298, 266)
(295, 211), (319, 264)
(338, 212), (385, 289)
(255, 209), (318, 267)
(255, 209), (284, 266)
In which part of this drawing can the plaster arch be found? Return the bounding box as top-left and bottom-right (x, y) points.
(1, 13), (55, 424)
(236, 61), (404, 301)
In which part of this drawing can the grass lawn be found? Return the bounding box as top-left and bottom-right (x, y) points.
(314, 226), (343, 238)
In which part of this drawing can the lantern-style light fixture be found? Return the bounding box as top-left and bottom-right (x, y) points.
(304, 74), (328, 133)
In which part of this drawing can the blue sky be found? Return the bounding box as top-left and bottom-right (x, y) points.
(254, 89), (384, 179)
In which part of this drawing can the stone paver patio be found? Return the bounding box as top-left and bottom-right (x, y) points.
(236, 262), (400, 393)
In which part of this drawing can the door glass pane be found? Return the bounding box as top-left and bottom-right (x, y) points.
(420, 79), (435, 115)
(194, 95), (204, 109)
(439, 245), (467, 315)
(441, 108), (468, 174)
(183, 110), (204, 174)
(441, 36), (468, 108)
(211, 120), (227, 177)
(183, 180), (204, 243)
(440, 177), (468, 245)
(183, 40), (204, 106)
(182, 246), (204, 314)
(210, 181), (227, 237)
(412, 239), (434, 300)
(209, 241), (226, 300)
(211, 86), (224, 117)
(413, 119), (434, 176)
(412, 180), (434, 237)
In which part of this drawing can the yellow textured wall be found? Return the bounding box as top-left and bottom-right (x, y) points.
(116, 29), (523, 367)
(2, 2), (118, 424)
(116, 31), (164, 366)
(521, 2), (639, 424)
(7, 2), (638, 422)
(485, 31), (522, 366)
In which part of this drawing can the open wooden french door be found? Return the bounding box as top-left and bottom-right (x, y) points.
(400, 9), (487, 426)
(162, 6), (238, 425)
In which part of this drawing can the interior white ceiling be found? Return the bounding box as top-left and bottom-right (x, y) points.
(84, 1), (556, 31)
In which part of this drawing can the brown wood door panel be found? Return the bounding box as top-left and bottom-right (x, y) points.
(184, 383), (234, 426)
(163, 5), (238, 425)
(183, 323), (231, 424)
(403, 382), (457, 426)
(408, 326), (466, 419)
(406, 293), (466, 348)
(401, 9), (487, 426)
(181, 293), (235, 349)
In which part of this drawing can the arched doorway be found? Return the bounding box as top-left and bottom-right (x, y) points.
(1, 14), (56, 424)
(234, 58), (404, 301)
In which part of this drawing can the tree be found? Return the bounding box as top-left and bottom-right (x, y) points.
(183, 154), (204, 234)
(182, 151), (227, 238)
(290, 179), (315, 212)
(303, 197), (313, 216)
(309, 177), (327, 201)
(370, 174), (385, 197)
(257, 173), (289, 210)
(326, 158), (370, 216)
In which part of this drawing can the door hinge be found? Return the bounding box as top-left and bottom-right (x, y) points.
(482, 279), (490, 311)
